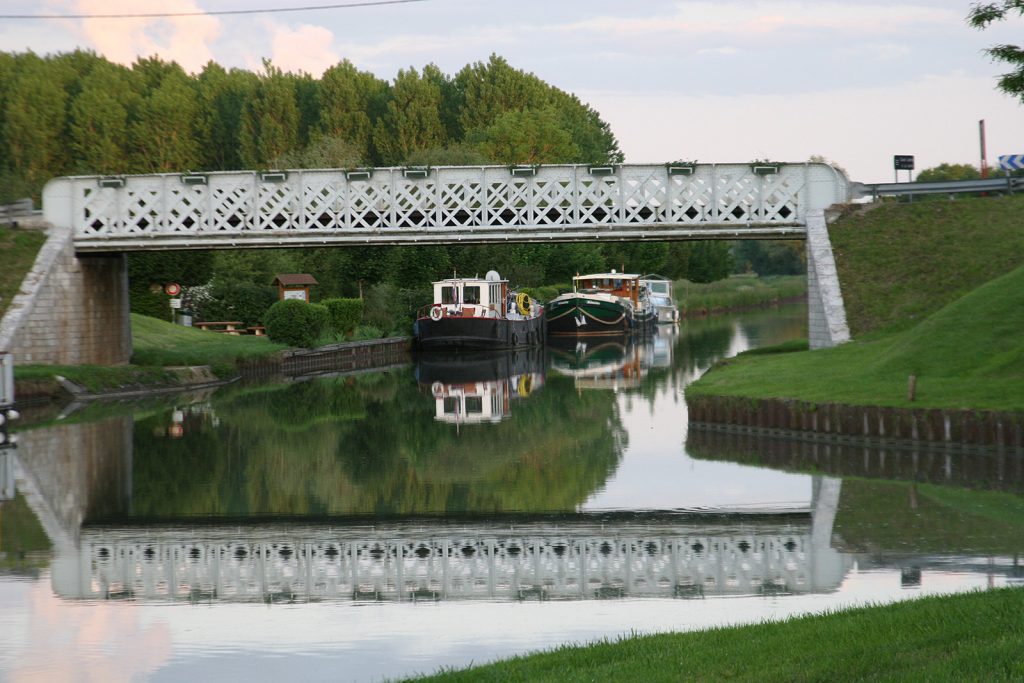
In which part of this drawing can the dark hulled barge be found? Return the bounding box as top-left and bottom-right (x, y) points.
(414, 271), (544, 350)
(545, 271), (656, 337)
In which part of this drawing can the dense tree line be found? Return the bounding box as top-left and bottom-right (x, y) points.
(0, 50), (622, 198)
(0, 50), (733, 328)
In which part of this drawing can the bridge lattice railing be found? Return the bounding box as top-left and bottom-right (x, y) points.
(43, 163), (850, 251)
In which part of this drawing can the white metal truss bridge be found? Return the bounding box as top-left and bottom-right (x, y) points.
(42, 162), (852, 252)
(56, 518), (849, 603)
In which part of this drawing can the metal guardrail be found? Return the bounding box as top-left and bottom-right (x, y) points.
(0, 198), (34, 225)
(852, 176), (1022, 200)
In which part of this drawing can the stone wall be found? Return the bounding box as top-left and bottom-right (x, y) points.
(0, 224), (131, 365)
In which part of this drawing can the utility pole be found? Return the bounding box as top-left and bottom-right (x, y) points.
(979, 119), (989, 179)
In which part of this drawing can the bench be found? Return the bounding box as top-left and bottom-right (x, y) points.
(194, 321), (244, 335)
(248, 326), (266, 336)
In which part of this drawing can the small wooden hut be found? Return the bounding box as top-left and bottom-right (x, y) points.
(272, 273), (319, 302)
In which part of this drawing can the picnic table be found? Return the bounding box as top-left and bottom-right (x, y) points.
(194, 321), (244, 335)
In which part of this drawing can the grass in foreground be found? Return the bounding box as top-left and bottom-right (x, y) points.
(407, 587), (1024, 682)
(0, 226), (46, 318)
(130, 313), (286, 370)
(674, 274), (805, 314)
(687, 264), (1024, 411)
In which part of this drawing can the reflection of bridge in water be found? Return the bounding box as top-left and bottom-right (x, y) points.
(7, 415), (854, 602)
(7, 414), (1021, 605)
(66, 510), (842, 603)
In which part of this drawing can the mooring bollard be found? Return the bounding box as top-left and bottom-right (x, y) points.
(907, 374), (917, 402)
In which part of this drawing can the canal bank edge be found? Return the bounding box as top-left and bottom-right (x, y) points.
(14, 336), (413, 418)
(686, 394), (1024, 449)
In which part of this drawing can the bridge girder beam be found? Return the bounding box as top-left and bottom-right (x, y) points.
(42, 162), (849, 252)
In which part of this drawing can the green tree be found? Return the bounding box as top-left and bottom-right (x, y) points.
(599, 241), (669, 276)
(915, 163), (981, 182)
(239, 60), (299, 168)
(968, 1), (1024, 100)
(454, 54), (551, 133)
(473, 106), (579, 164)
(131, 65), (200, 173)
(275, 134), (362, 169)
(403, 142), (490, 166)
(68, 61), (136, 174)
(732, 240), (804, 275)
(372, 67), (447, 164)
(2, 54), (71, 195)
(195, 62), (255, 171)
(318, 60), (387, 163)
(685, 241), (734, 283)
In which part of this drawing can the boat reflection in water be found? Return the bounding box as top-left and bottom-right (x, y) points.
(415, 348), (546, 425)
(549, 326), (677, 392)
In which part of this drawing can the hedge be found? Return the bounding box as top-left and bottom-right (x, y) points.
(263, 299), (329, 347)
(322, 297), (364, 337)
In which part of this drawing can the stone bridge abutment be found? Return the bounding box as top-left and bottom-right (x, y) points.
(1, 222), (132, 366)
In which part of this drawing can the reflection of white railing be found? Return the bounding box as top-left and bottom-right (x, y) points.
(58, 521), (851, 602)
(43, 163), (851, 251)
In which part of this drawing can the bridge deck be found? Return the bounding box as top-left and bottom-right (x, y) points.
(42, 163), (850, 251)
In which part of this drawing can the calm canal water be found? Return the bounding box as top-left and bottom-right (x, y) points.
(1, 304), (1021, 682)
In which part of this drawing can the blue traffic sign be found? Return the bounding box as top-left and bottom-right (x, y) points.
(998, 154), (1024, 171)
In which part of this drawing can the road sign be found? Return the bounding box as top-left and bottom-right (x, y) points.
(164, 282), (181, 296)
(169, 298), (182, 309)
(998, 154), (1024, 171)
(893, 155), (915, 171)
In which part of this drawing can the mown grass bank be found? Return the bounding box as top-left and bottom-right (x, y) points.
(674, 274), (805, 315)
(407, 587), (1024, 682)
(688, 196), (1024, 412)
(688, 261), (1024, 411)
(832, 195), (1024, 336)
(15, 313), (286, 396)
(0, 226), (46, 318)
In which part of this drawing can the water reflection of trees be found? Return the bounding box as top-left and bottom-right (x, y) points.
(130, 370), (625, 518)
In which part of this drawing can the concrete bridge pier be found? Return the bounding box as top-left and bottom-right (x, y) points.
(806, 210), (851, 349)
(0, 224), (132, 366)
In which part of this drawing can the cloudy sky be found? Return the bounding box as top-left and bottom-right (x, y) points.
(0, 0), (1020, 181)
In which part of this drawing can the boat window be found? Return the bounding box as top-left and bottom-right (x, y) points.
(463, 286), (481, 304)
(465, 396), (483, 414)
(441, 286), (456, 304)
(614, 279), (622, 289)
(442, 397), (460, 414)
(650, 282), (669, 294)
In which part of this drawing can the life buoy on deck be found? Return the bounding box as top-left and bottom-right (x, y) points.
(516, 292), (531, 316)
(429, 305), (443, 321)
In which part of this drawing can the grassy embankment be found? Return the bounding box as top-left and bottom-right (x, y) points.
(408, 587), (1024, 683)
(688, 196), (1024, 411)
(674, 273), (805, 315)
(16, 314), (286, 394)
(0, 226), (47, 318)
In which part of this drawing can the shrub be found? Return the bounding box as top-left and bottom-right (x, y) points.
(322, 297), (364, 337)
(353, 324), (384, 340)
(520, 283), (569, 303)
(263, 300), (329, 347)
(191, 280), (277, 327)
(363, 283), (426, 335)
(129, 282), (171, 320)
